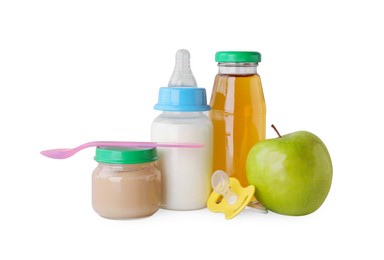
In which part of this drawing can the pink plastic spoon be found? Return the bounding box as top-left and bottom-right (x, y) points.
(40, 141), (204, 159)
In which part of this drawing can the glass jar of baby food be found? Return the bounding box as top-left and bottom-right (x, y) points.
(92, 147), (161, 219)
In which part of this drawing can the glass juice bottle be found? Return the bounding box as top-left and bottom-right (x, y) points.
(209, 51), (266, 187)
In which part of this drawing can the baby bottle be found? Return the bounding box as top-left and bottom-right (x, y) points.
(151, 49), (213, 210)
(209, 51), (266, 187)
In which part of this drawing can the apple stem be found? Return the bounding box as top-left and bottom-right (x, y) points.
(271, 124), (282, 138)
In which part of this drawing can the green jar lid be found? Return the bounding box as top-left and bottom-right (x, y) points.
(215, 51), (261, 63)
(94, 147), (158, 164)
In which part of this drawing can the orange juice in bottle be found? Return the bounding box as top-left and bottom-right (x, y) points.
(209, 51), (266, 187)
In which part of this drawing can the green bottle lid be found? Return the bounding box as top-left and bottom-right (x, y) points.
(215, 51), (261, 63)
(94, 147), (158, 164)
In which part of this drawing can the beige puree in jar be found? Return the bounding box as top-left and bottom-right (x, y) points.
(92, 147), (161, 219)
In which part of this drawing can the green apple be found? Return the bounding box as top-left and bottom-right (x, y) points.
(246, 126), (332, 216)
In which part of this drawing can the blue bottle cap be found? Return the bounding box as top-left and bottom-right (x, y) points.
(154, 87), (211, 112)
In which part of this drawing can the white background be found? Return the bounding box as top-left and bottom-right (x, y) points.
(1, 0), (383, 259)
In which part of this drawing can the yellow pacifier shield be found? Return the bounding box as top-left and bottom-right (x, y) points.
(207, 177), (255, 219)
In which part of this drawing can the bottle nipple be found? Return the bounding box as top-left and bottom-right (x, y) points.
(168, 49), (197, 87)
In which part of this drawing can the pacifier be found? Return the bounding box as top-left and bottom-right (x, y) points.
(207, 170), (268, 219)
